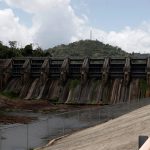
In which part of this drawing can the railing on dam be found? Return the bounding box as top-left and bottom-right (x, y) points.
(0, 98), (150, 150)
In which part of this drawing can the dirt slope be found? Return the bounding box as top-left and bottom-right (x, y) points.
(40, 104), (150, 150)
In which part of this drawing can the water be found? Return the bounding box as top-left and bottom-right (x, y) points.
(0, 98), (150, 150)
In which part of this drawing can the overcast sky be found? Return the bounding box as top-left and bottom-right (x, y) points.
(0, 0), (150, 53)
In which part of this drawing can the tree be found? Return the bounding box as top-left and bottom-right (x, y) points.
(33, 46), (44, 57)
(0, 41), (3, 46)
(22, 44), (33, 56)
(9, 41), (17, 49)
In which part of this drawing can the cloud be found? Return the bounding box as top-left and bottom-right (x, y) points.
(0, 8), (33, 46)
(4, 0), (86, 48)
(104, 26), (150, 53)
(70, 22), (150, 53)
(1, 0), (150, 53)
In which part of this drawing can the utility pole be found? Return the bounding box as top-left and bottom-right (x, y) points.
(90, 30), (92, 40)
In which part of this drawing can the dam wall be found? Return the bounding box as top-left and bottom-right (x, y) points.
(0, 57), (150, 104)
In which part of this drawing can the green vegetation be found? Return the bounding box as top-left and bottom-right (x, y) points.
(48, 40), (129, 58)
(69, 79), (80, 89)
(50, 97), (59, 103)
(0, 91), (19, 99)
(90, 80), (100, 102)
(0, 110), (5, 116)
(93, 80), (100, 88)
(0, 40), (130, 59)
(0, 41), (51, 58)
(139, 79), (148, 97)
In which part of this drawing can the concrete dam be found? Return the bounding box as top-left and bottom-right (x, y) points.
(0, 57), (150, 104)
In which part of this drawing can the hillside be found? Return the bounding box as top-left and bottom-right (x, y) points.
(47, 40), (129, 58)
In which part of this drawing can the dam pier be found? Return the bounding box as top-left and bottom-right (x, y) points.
(0, 57), (150, 104)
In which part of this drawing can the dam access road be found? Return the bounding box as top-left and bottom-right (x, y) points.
(39, 102), (150, 150)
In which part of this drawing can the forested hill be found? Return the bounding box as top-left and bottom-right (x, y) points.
(0, 40), (129, 58)
(0, 41), (51, 58)
(47, 40), (129, 58)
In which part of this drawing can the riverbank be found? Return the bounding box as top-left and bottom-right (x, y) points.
(0, 95), (100, 124)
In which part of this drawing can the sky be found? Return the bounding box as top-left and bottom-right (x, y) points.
(0, 0), (150, 53)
